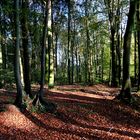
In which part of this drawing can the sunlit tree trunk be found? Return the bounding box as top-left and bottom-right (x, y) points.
(33, 0), (56, 112)
(134, 32), (137, 84)
(54, 32), (58, 83)
(47, 0), (54, 88)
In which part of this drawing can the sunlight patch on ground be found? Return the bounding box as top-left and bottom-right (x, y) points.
(0, 105), (36, 131)
(51, 89), (114, 100)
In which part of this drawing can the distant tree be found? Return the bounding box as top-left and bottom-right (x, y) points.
(104, 0), (121, 87)
(67, 0), (71, 84)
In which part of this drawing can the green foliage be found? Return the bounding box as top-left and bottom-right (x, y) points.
(31, 69), (41, 83)
(0, 68), (15, 88)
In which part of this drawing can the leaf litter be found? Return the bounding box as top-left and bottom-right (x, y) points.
(0, 84), (140, 140)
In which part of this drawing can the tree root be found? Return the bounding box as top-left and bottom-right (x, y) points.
(21, 91), (57, 113)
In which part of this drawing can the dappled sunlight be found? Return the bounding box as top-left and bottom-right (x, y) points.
(0, 84), (140, 139)
(50, 89), (114, 100)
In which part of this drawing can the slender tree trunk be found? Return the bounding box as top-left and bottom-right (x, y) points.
(104, 0), (118, 86)
(54, 32), (58, 82)
(85, 0), (90, 84)
(47, 0), (54, 88)
(67, 0), (71, 84)
(79, 55), (81, 83)
(14, 0), (23, 108)
(134, 32), (137, 84)
(75, 45), (78, 83)
(40, 2), (49, 98)
(0, 8), (2, 67)
(101, 47), (104, 82)
(138, 31), (140, 90)
(137, 1), (140, 90)
(71, 20), (76, 84)
(71, 39), (74, 84)
(1, 29), (7, 70)
(111, 28), (116, 86)
(116, 0), (121, 86)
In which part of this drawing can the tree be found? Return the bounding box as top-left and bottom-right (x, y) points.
(32, 0), (56, 113)
(117, 0), (137, 101)
(137, 1), (140, 90)
(104, 0), (126, 87)
(21, 0), (32, 98)
(14, 0), (23, 108)
(47, 0), (54, 88)
(67, 0), (71, 84)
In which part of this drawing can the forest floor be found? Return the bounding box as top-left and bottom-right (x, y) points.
(0, 84), (140, 140)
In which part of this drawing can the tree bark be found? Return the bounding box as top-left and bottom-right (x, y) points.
(32, 0), (56, 113)
(137, 1), (140, 90)
(104, 0), (118, 86)
(48, 0), (54, 88)
(118, 0), (137, 101)
(21, 0), (32, 98)
(67, 0), (71, 84)
(134, 32), (137, 84)
(14, 0), (23, 108)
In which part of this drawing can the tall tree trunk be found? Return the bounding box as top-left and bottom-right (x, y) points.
(134, 32), (137, 84)
(138, 32), (140, 90)
(0, 2), (7, 71)
(48, 0), (54, 88)
(137, 1), (140, 90)
(104, 0), (118, 86)
(14, 0), (23, 108)
(118, 0), (136, 101)
(111, 28), (117, 86)
(75, 45), (78, 83)
(40, 2), (49, 98)
(33, 0), (56, 113)
(116, 0), (121, 86)
(101, 47), (104, 82)
(54, 32), (58, 83)
(71, 20), (76, 84)
(79, 55), (81, 83)
(85, 0), (90, 84)
(67, 0), (71, 84)
(21, 0), (32, 98)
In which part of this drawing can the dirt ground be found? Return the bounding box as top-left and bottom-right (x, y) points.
(0, 84), (140, 140)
